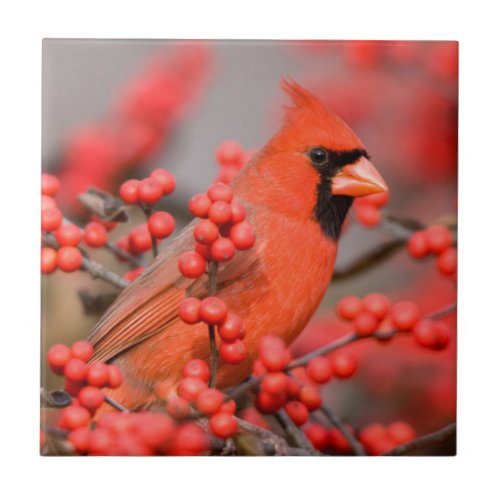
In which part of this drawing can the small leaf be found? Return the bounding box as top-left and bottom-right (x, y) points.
(78, 187), (130, 222)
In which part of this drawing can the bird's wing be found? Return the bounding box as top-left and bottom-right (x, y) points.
(87, 213), (261, 363)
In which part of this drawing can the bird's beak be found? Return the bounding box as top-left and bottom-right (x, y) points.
(331, 156), (388, 197)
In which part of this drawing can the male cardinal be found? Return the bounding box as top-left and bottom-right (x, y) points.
(87, 80), (387, 410)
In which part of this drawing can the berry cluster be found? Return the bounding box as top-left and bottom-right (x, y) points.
(214, 140), (253, 184)
(178, 182), (255, 365)
(407, 224), (457, 278)
(358, 421), (416, 455)
(170, 359), (239, 439)
(45, 341), (210, 456)
(352, 191), (389, 227)
(336, 293), (451, 350)
(249, 335), (356, 429)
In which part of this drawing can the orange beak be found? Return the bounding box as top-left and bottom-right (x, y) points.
(331, 156), (388, 197)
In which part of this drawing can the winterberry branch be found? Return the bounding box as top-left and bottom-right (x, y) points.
(383, 422), (456, 456)
(275, 409), (320, 455)
(319, 406), (367, 456)
(43, 233), (129, 289)
(104, 394), (129, 413)
(139, 203), (158, 258)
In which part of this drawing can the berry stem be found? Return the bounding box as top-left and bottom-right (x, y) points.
(139, 203), (158, 259)
(208, 261), (220, 388)
(274, 409), (320, 456)
(383, 422), (456, 456)
(43, 233), (129, 289)
(319, 406), (367, 456)
(104, 394), (130, 413)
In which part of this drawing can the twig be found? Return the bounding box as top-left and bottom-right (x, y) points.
(287, 303), (457, 369)
(383, 422), (456, 456)
(104, 394), (130, 413)
(275, 409), (320, 455)
(43, 233), (130, 289)
(139, 204), (158, 258)
(207, 261), (220, 388)
(320, 406), (366, 456)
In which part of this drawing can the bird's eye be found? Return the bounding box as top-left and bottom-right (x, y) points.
(309, 147), (328, 166)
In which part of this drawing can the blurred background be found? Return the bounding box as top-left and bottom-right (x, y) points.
(42, 39), (457, 453)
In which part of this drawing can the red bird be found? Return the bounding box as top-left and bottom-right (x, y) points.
(87, 80), (388, 410)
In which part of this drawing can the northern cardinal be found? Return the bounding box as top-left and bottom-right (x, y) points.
(87, 80), (387, 410)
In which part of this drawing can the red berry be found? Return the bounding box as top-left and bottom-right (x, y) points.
(55, 224), (82, 247)
(209, 411), (238, 439)
(391, 301), (421, 330)
(128, 224), (152, 254)
(220, 400), (237, 414)
(188, 193), (212, 218)
(59, 405), (91, 430)
(84, 222), (108, 247)
(119, 179), (140, 204)
(210, 237), (236, 262)
(354, 311), (379, 336)
(194, 242), (211, 260)
(306, 356), (332, 384)
(412, 319), (438, 348)
(47, 344), (71, 375)
(437, 247), (457, 276)
(229, 221), (256, 250)
(358, 423), (387, 448)
(218, 313), (245, 341)
(170, 422), (208, 456)
(407, 231), (429, 259)
(57, 246), (82, 272)
(138, 177), (163, 205)
(166, 396), (192, 420)
(124, 267), (144, 282)
(64, 358), (88, 382)
(299, 385), (322, 411)
(64, 380), (85, 397)
(86, 362), (110, 387)
(230, 202), (246, 223)
(41, 194), (57, 210)
(197, 388), (224, 415)
(87, 428), (115, 455)
(254, 390), (287, 414)
(135, 412), (176, 450)
(179, 297), (202, 324)
(208, 201), (232, 225)
(363, 293), (390, 320)
(219, 339), (248, 364)
(285, 401), (309, 426)
(258, 336), (289, 372)
(216, 140), (244, 168)
(330, 427), (353, 453)
(364, 191), (389, 207)
(90, 215), (117, 232)
(150, 169), (176, 195)
(239, 408), (270, 429)
(108, 365), (124, 388)
(261, 372), (289, 395)
(304, 423), (330, 451)
(41, 247), (58, 274)
(387, 422), (416, 445)
(286, 377), (302, 398)
(336, 295), (363, 321)
(178, 376), (207, 403)
(41, 173), (60, 197)
(68, 427), (91, 454)
(41, 207), (63, 232)
(355, 203), (381, 227)
(178, 251), (206, 279)
(207, 183), (233, 203)
(78, 386), (105, 412)
(182, 359), (210, 382)
(425, 225), (453, 254)
(434, 321), (451, 350)
(148, 211), (175, 239)
(193, 219), (219, 245)
(330, 352), (357, 379)
(199, 297), (228, 325)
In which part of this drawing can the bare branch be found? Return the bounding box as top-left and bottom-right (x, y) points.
(383, 422), (456, 456)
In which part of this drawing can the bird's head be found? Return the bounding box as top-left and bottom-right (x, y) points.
(244, 79), (388, 240)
